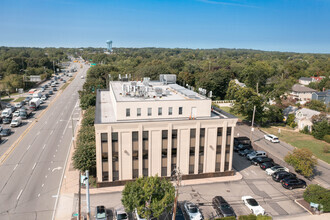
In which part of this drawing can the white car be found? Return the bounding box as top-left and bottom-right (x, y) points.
(10, 117), (22, 127)
(242, 196), (265, 216)
(264, 134), (279, 143)
(266, 166), (289, 175)
(183, 202), (203, 220)
(13, 111), (20, 117)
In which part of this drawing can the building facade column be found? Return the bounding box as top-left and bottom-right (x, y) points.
(194, 122), (201, 174)
(220, 122), (228, 172)
(95, 131), (102, 182)
(167, 123), (173, 177)
(108, 127), (113, 182)
(228, 126), (235, 171)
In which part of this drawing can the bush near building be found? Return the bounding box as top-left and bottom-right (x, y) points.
(238, 214), (272, 220)
(303, 184), (330, 212)
(72, 106), (96, 175)
(284, 148), (317, 178)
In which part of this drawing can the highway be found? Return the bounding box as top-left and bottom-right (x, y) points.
(0, 62), (88, 219)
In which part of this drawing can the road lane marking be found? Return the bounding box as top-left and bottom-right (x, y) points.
(38, 193), (40, 197)
(48, 168), (50, 170)
(50, 130), (53, 135)
(43, 144), (46, 149)
(42, 184), (44, 187)
(32, 163), (37, 170)
(52, 167), (62, 172)
(45, 175), (47, 178)
(13, 164), (18, 170)
(17, 189), (23, 200)
(36, 131), (40, 136)
(53, 155), (55, 157)
(251, 170), (257, 176)
(27, 145), (31, 150)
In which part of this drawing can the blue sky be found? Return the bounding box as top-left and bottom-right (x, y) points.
(0, 0), (329, 53)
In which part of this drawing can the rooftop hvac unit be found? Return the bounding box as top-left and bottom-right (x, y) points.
(155, 87), (163, 95)
(160, 74), (176, 84)
(143, 77), (150, 86)
(131, 81), (137, 87)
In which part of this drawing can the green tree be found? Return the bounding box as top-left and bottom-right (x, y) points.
(286, 114), (295, 125)
(303, 184), (330, 212)
(122, 176), (175, 219)
(284, 148), (317, 178)
(306, 100), (326, 112)
(312, 120), (330, 140)
(80, 93), (96, 110)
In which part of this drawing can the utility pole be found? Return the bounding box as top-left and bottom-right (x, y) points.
(172, 168), (182, 220)
(250, 83), (258, 143)
(78, 171), (81, 220)
(86, 170), (90, 220)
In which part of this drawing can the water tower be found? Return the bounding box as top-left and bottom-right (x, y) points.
(106, 40), (113, 53)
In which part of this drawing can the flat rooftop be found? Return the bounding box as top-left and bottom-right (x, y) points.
(111, 81), (208, 102)
(95, 89), (237, 124)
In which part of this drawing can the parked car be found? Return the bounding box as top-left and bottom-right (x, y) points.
(53, 87), (57, 91)
(247, 151), (267, 160)
(15, 102), (23, 109)
(24, 96), (32, 103)
(173, 204), (185, 220)
(235, 143), (251, 152)
(41, 95), (47, 101)
(5, 103), (12, 109)
(63, 79), (66, 83)
(48, 90), (53, 95)
(114, 207), (128, 220)
(134, 208), (147, 220)
(264, 134), (279, 143)
(2, 117), (11, 124)
(81, 75), (84, 79)
(266, 166), (289, 176)
(183, 202), (203, 220)
(238, 149), (254, 157)
(10, 117), (22, 127)
(212, 196), (236, 218)
(259, 161), (276, 170)
(251, 157), (273, 166)
(272, 171), (296, 182)
(281, 177), (307, 190)
(0, 128), (11, 137)
(13, 111), (20, 117)
(94, 205), (107, 220)
(0, 125), (2, 131)
(44, 84), (48, 88)
(242, 196), (265, 216)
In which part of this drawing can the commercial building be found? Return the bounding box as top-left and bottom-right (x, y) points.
(94, 75), (237, 186)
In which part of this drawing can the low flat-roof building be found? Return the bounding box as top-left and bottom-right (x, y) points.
(94, 76), (237, 186)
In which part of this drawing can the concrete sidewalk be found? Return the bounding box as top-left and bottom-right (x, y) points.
(274, 212), (330, 220)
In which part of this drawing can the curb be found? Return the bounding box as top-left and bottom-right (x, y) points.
(294, 199), (314, 215)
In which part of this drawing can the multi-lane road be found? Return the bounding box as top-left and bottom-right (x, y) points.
(0, 62), (88, 219)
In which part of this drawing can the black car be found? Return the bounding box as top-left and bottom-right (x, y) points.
(281, 177), (307, 190)
(251, 157), (273, 165)
(212, 196), (236, 218)
(53, 87), (57, 91)
(48, 90), (53, 95)
(0, 128), (11, 137)
(272, 171), (296, 182)
(2, 117), (12, 124)
(260, 162), (276, 170)
(238, 149), (254, 157)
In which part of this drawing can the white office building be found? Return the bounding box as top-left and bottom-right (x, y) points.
(94, 75), (237, 186)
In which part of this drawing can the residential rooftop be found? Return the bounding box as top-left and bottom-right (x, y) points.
(292, 84), (317, 93)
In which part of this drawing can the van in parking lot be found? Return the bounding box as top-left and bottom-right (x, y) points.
(10, 117), (22, 127)
(1, 108), (13, 118)
(247, 151), (267, 160)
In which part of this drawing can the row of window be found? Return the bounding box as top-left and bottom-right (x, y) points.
(100, 127), (232, 182)
(126, 106), (183, 117)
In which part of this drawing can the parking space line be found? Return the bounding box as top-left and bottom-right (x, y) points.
(17, 189), (23, 200)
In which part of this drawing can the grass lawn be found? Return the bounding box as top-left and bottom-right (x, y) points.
(261, 127), (330, 164)
(216, 106), (247, 121)
(1, 98), (14, 102)
(60, 82), (69, 90)
(14, 97), (26, 102)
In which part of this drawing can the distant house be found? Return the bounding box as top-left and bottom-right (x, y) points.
(299, 77), (313, 85)
(234, 79), (246, 88)
(295, 108), (320, 132)
(290, 84), (317, 102)
(283, 106), (298, 120)
(312, 89), (330, 107)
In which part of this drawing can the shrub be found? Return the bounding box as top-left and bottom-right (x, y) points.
(284, 148), (317, 178)
(300, 126), (310, 134)
(215, 217), (236, 220)
(303, 184), (330, 212)
(238, 215), (271, 220)
(312, 120), (330, 140)
(290, 122), (297, 128)
(286, 114), (295, 125)
(323, 135), (330, 144)
(323, 145), (330, 153)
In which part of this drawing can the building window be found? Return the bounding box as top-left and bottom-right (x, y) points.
(168, 107), (173, 115)
(137, 108), (141, 117)
(179, 107), (183, 115)
(158, 107), (162, 116)
(132, 131), (139, 179)
(112, 132), (119, 181)
(198, 128), (205, 173)
(161, 130), (168, 177)
(171, 129), (178, 172)
(101, 133), (108, 181)
(225, 127), (232, 171)
(126, 108), (130, 117)
(148, 108), (152, 116)
(143, 131), (149, 176)
(189, 129), (196, 174)
(215, 128), (222, 172)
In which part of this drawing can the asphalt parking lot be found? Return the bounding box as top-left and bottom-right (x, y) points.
(85, 150), (307, 220)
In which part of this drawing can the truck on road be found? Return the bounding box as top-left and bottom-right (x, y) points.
(29, 98), (41, 111)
